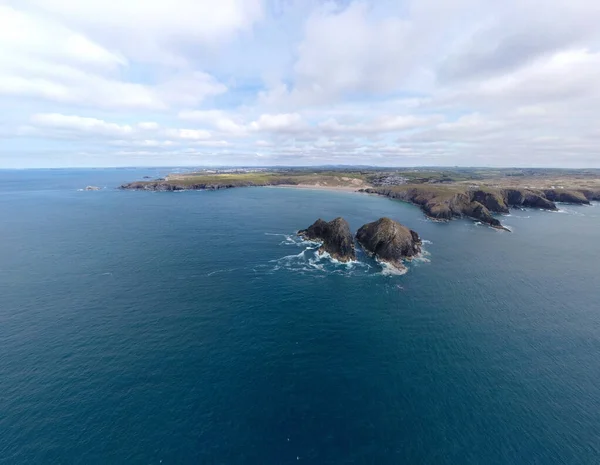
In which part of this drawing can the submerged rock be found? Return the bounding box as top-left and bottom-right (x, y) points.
(298, 217), (356, 262)
(356, 217), (421, 271)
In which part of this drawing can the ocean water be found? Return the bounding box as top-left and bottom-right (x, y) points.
(1, 169), (599, 464)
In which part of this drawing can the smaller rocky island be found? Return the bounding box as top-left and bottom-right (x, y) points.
(356, 217), (422, 272)
(298, 217), (356, 262)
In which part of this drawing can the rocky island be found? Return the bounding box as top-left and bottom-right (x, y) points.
(298, 217), (356, 262)
(356, 217), (422, 272)
(298, 216), (422, 271)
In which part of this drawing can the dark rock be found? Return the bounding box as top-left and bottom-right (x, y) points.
(356, 217), (421, 271)
(298, 217), (356, 262)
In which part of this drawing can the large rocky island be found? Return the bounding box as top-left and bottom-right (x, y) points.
(121, 167), (600, 230)
(356, 218), (422, 271)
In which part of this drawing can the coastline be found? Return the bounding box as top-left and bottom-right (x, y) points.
(119, 169), (600, 231)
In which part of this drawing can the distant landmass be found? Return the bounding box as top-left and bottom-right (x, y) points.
(120, 167), (600, 230)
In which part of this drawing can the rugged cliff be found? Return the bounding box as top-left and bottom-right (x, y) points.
(543, 189), (590, 205)
(358, 185), (599, 228)
(362, 186), (510, 229)
(502, 189), (557, 210)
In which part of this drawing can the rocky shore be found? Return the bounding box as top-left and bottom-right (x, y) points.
(121, 173), (600, 231)
(360, 186), (599, 230)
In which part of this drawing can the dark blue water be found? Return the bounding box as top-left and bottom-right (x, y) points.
(1, 169), (599, 464)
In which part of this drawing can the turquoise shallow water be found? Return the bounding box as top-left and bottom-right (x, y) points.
(1, 169), (599, 464)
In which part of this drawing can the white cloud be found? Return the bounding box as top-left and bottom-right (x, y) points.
(26, 113), (219, 145)
(137, 122), (161, 131)
(319, 115), (440, 134)
(249, 113), (305, 133)
(294, 3), (411, 96)
(3, 0), (600, 167)
(178, 110), (247, 135)
(0, 59), (226, 110)
(22, 0), (264, 65)
(0, 5), (125, 70)
(165, 128), (212, 141)
(0, 6), (227, 110)
(30, 113), (134, 137)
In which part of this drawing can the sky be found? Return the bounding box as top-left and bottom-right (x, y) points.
(1, 0), (600, 168)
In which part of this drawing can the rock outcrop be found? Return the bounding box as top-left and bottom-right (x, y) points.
(356, 217), (421, 271)
(298, 217), (356, 262)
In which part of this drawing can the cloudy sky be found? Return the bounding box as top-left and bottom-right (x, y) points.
(2, 0), (600, 168)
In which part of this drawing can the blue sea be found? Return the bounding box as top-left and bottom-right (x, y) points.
(1, 168), (599, 464)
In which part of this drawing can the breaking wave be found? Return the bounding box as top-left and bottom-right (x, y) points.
(263, 231), (430, 277)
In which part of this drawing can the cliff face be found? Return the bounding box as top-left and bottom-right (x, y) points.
(471, 190), (510, 213)
(362, 185), (595, 229)
(543, 189), (590, 205)
(298, 217), (356, 262)
(364, 187), (508, 229)
(581, 190), (600, 201)
(356, 217), (421, 271)
(502, 189), (557, 210)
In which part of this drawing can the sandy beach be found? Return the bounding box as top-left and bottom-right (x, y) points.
(271, 183), (370, 193)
